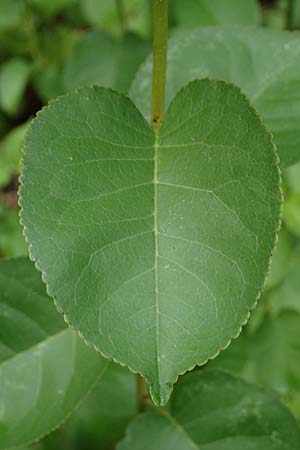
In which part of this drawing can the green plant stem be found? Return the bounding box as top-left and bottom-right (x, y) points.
(137, 374), (148, 412)
(151, 0), (168, 129)
(116, 0), (127, 34)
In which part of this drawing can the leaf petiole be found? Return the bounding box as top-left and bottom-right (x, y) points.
(151, 0), (168, 129)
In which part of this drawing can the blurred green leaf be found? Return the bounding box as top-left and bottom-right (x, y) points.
(131, 27), (300, 167)
(285, 160), (300, 194)
(66, 363), (137, 450)
(62, 31), (150, 94)
(80, 0), (151, 38)
(270, 245), (300, 313)
(0, 0), (25, 32)
(34, 63), (64, 103)
(263, 0), (288, 30)
(265, 227), (293, 290)
(0, 121), (29, 188)
(173, 0), (261, 28)
(0, 29), (31, 57)
(0, 203), (27, 257)
(287, 0), (300, 29)
(26, 363), (137, 450)
(33, 27), (81, 102)
(0, 111), (8, 138)
(0, 257), (108, 449)
(208, 226), (300, 405)
(118, 369), (300, 450)
(28, 0), (76, 18)
(283, 193), (300, 237)
(0, 58), (32, 116)
(250, 311), (300, 398)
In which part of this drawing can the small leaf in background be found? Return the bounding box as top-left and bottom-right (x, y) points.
(20, 80), (281, 405)
(213, 310), (300, 418)
(0, 257), (107, 449)
(0, 121), (29, 188)
(28, 363), (137, 450)
(33, 26), (81, 102)
(28, 0), (76, 19)
(270, 245), (300, 313)
(0, 202), (27, 257)
(283, 193), (300, 237)
(131, 27), (300, 167)
(287, 0), (300, 29)
(80, 0), (151, 38)
(209, 234), (300, 415)
(0, 58), (32, 116)
(265, 227), (293, 290)
(0, 0), (25, 32)
(263, 0), (288, 30)
(62, 31), (150, 94)
(66, 363), (137, 450)
(173, 0), (260, 28)
(251, 311), (300, 399)
(0, 111), (8, 138)
(285, 161), (300, 194)
(118, 369), (300, 450)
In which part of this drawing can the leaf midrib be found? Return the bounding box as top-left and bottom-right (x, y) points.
(159, 408), (199, 450)
(154, 129), (161, 400)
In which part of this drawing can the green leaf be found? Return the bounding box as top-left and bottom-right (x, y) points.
(285, 161), (300, 194)
(0, 257), (107, 449)
(62, 31), (150, 94)
(20, 80), (281, 405)
(265, 227), (293, 290)
(118, 369), (300, 450)
(33, 27), (81, 102)
(0, 121), (29, 188)
(0, 111), (8, 137)
(0, 0), (24, 32)
(210, 309), (300, 414)
(269, 245), (300, 313)
(27, 363), (137, 450)
(80, 0), (151, 38)
(173, 0), (260, 28)
(0, 58), (31, 116)
(131, 27), (300, 168)
(0, 204), (27, 257)
(28, 0), (76, 18)
(283, 193), (300, 237)
(263, 0), (288, 30)
(250, 311), (300, 397)
(66, 363), (137, 449)
(287, 0), (300, 29)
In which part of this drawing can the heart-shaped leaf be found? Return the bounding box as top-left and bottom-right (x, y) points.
(20, 79), (281, 405)
(0, 257), (107, 449)
(118, 369), (300, 450)
(131, 27), (300, 167)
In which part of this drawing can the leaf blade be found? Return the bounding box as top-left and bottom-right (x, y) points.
(173, 0), (260, 28)
(118, 370), (300, 450)
(0, 257), (107, 449)
(20, 80), (281, 405)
